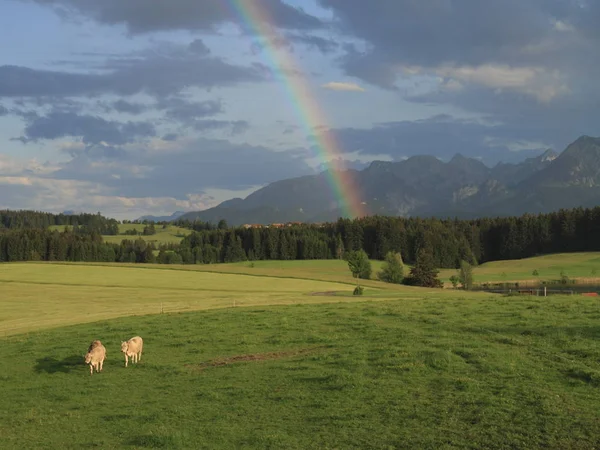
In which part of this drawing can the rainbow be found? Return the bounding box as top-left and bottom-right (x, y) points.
(225, 0), (368, 219)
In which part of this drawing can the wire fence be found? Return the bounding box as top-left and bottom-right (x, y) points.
(469, 281), (600, 296)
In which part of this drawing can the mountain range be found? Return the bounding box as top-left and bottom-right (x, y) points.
(137, 211), (186, 223)
(142, 136), (600, 226)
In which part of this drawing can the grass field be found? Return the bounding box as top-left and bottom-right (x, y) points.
(1, 289), (599, 448)
(439, 252), (600, 285)
(1, 257), (600, 448)
(0, 261), (487, 337)
(0, 262), (403, 336)
(49, 223), (191, 245)
(45, 251), (600, 288)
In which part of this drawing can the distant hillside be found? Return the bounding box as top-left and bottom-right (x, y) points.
(137, 211), (186, 222)
(173, 136), (600, 225)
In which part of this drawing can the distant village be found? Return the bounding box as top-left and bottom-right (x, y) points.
(241, 222), (325, 229)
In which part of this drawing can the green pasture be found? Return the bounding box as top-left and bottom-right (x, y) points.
(50, 251), (600, 288)
(0, 262), (406, 336)
(1, 288), (599, 448)
(439, 252), (600, 285)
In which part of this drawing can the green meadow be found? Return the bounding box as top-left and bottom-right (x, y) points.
(439, 251), (600, 284)
(1, 257), (600, 448)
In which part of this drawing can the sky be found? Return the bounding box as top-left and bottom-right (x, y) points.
(1, 0), (599, 220)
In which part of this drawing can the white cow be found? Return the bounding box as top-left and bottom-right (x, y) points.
(84, 342), (106, 375)
(87, 339), (102, 353)
(121, 336), (143, 367)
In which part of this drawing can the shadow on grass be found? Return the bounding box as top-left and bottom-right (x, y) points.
(34, 355), (84, 374)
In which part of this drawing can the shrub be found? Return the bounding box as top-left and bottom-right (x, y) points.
(377, 251), (404, 284)
(458, 260), (474, 290)
(449, 275), (459, 289)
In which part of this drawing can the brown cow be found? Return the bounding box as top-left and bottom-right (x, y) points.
(84, 342), (106, 375)
(121, 336), (143, 367)
(87, 339), (102, 353)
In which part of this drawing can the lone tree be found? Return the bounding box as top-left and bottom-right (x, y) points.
(403, 248), (443, 288)
(458, 260), (474, 290)
(377, 251), (404, 284)
(345, 249), (372, 281)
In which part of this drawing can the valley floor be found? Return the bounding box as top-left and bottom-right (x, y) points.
(0, 257), (598, 448)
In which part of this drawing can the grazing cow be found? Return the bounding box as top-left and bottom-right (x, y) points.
(121, 336), (143, 367)
(84, 342), (106, 375)
(87, 339), (102, 353)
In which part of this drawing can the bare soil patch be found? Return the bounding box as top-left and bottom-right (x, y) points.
(187, 346), (328, 371)
(309, 291), (338, 296)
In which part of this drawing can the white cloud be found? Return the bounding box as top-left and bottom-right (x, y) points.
(403, 63), (570, 103)
(0, 168), (261, 220)
(483, 136), (551, 152)
(0, 138), (310, 219)
(304, 149), (392, 170)
(321, 82), (366, 92)
(552, 20), (575, 32)
(0, 154), (59, 176)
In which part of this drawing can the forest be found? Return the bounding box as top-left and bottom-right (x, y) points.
(1, 207), (598, 269)
(0, 209), (120, 235)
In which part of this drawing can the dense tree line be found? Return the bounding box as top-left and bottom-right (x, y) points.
(0, 210), (119, 235)
(171, 207), (600, 268)
(0, 229), (154, 263)
(3, 206), (600, 269)
(171, 218), (226, 231)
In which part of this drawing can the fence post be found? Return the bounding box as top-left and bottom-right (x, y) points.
(544, 286), (547, 297)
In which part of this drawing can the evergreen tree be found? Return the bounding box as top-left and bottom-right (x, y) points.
(404, 248), (443, 288)
(224, 232), (246, 263)
(335, 233), (345, 259)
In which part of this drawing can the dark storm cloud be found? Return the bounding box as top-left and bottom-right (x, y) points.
(60, 143), (128, 159)
(161, 133), (178, 141)
(407, 85), (599, 151)
(110, 99), (147, 115)
(287, 33), (340, 53)
(51, 138), (315, 197)
(157, 98), (224, 122)
(319, 0), (597, 69)
(23, 0), (323, 34)
(0, 40), (266, 99)
(191, 120), (249, 136)
(188, 39), (211, 56)
(314, 0), (600, 157)
(0, 65), (107, 98)
(18, 110), (157, 145)
(332, 115), (558, 166)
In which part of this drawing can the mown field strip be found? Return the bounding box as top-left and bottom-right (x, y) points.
(0, 263), (405, 336)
